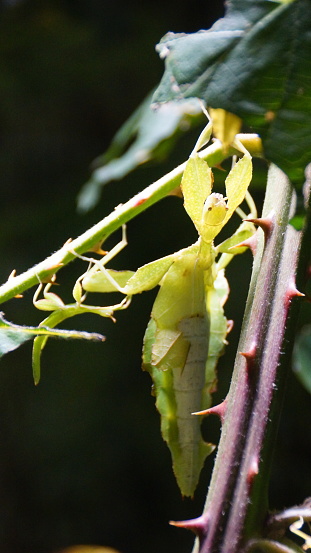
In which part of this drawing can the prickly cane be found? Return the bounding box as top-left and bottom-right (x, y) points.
(171, 164), (309, 553)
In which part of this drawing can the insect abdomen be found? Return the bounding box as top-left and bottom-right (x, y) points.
(143, 314), (214, 497)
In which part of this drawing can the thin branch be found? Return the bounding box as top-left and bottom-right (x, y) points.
(0, 134), (261, 306)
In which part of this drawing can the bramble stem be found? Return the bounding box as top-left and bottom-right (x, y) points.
(191, 164), (309, 553)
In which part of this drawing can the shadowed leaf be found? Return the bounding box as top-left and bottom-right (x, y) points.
(153, 0), (311, 184)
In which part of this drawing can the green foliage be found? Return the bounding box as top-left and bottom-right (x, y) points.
(293, 325), (311, 394)
(153, 0), (311, 183)
(0, 312), (104, 356)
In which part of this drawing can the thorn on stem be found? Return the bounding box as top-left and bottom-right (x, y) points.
(240, 342), (257, 374)
(285, 278), (305, 304)
(245, 212), (274, 241)
(170, 513), (209, 539)
(8, 269), (17, 280)
(7, 271), (24, 297)
(192, 398), (227, 424)
(240, 342), (257, 361)
(44, 263), (64, 275)
(89, 241), (108, 255)
(230, 232), (258, 256)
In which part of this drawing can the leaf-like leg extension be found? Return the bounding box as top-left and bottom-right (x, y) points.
(33, 274), (65, 311)
(83, 248), (178, 296)
(72, 225), (132, 296)
(32, 225), (134, 384)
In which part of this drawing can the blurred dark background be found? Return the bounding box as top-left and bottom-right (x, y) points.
(0, 1), (310, 553)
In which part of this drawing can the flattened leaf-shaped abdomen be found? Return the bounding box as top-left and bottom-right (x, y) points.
(143, 312), (215, 497)
(172, 315), (215, 497)
(142, 246), (228, 497)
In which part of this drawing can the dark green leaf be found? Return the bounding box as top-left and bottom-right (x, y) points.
(153, 0), (311, 184)
(293, 325), (311, 394)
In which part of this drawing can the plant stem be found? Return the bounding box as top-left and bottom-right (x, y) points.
(190, 164), (308, 553)
(0, 134), (261, 306)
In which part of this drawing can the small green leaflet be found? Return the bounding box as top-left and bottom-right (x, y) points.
(0, 312), (105, 355)
(0, 312), (105, 384)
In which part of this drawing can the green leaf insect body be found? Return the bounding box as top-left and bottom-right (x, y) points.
(81, 124), (253, 496)
(141, 152), (252, 497)
(142, 246), (229, 497)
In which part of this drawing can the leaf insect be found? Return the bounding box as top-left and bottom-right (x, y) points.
(76, 110), (255, 496)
